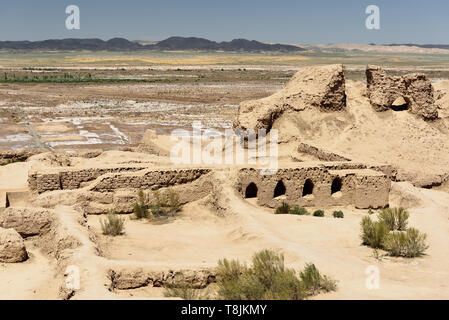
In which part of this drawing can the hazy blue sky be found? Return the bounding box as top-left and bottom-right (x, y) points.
(0, 0), (448, 44)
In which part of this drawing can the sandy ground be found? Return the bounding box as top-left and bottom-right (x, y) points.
(1, 140), (449, 299)
(0, 240), (59, 299)
(85, 176), (449, 299)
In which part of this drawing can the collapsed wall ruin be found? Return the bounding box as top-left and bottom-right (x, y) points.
(28, 165), (211, 194)
(237, 163), (390, 209)
(233, 64), (439, 135)
(28, 164), (149, 193)
(233, 64), (346, 131)
(366, 65), (438, 120)
(28, 161), (391, 209)
(25, 64), (416, 210)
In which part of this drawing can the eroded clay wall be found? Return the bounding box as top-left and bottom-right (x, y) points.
(237, 166), (390, 209)
(88, 168), (212, 192)
(354, 174), (390, 209)
(28, 165), (149, 193)
(28, 165), (212, 194)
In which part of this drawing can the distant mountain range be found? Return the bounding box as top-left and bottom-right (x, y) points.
(385, 43), (449, 50)
(0, 36), (305, 52)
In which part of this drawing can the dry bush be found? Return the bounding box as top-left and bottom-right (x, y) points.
(151, 188), (182, 217)
(163, 283), (200, 300)
(274, 202), (290, 215)
(101, 211), (125, 236)
(382, 228), (428, 258)
(299, 263), (337, 295)
(133, 190), (150, 219)
(360, 216), (389, 249)
(378, 207), (409, 231)
(216, 249), (336, 300)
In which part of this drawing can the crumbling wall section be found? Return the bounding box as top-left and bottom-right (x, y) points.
(28, 165), (148, 193)
(237, 166), (390, 209)
(366, 65), (438, 120)
(88, 168), (212, 193)
(234, 64), (347, 131)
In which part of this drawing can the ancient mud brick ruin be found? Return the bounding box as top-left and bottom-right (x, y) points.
(237, 163), (390, 209)
(28, 165), (211, 194)
(28, 161), (391, 209)
(26, 64), (398, 210)
(234, 64), (346, 131)
(366, 65), (438, 120)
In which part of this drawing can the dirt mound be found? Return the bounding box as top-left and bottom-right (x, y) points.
(233, 64), (346, 131)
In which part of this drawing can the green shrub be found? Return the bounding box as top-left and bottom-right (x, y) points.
(378, 207), (409, 231)
(332, 210), (344, 218)
(133, 190), (150, 219)
(100, 211), (125, 236)
(275, 202), (290, 215)
(313, 210), (325, 217)
(382, 228), (428, 258)
(289, 206), (309, 215)
(150, 188), (182, 217)
(216, 249), (336, 300)
(403, 228), (429, 257)
(149, 204), (165, 216)
(378, 208), (395, 230)
(360, 216), (389, 248)
(167, 189), (181, 213)
(299, 263), (337, 295)
(394, 208), (409, 231)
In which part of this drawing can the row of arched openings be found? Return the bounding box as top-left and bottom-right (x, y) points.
(244, 177), (342, 199)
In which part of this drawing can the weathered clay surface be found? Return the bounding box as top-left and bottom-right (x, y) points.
(234, 64), (346, 131)
(297, 143), (351, 161)
(0, 227), (27, 263)
(366, 65), (438, 120)
(28, 165), (148, 193)
(0, 207), (52, 237)
(109, 269), (216, 290)
(88, 168), (211, 193)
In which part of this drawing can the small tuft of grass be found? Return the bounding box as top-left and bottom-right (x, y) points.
(100, 211), (125, 236)
(133, 190), (150, 219)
